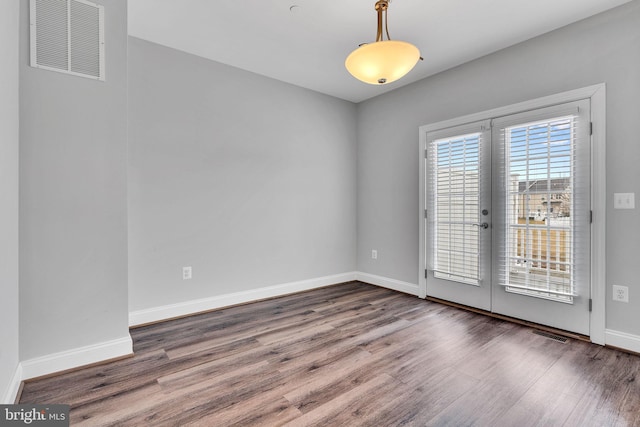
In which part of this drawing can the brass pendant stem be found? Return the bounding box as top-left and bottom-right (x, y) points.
(374, 0), (389, 42)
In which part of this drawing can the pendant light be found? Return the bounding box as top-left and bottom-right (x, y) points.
(345, 0), (421, 85)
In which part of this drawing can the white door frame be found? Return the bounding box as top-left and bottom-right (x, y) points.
(418, 84), (606, 345)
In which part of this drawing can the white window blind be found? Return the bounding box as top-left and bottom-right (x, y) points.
(494, 101), (590, 303)
(426, 123), (488, 286)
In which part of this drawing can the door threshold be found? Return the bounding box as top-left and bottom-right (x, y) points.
(426, 296), (591, 343)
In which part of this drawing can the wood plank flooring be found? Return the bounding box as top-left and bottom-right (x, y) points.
(19, 281), (640, 426)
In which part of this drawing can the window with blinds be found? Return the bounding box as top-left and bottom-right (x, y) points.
(427, 131), (483, 285)
(496, 107), (588, 303)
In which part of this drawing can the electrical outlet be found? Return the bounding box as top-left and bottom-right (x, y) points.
(182, 266), (192, 280)
(612, 285), (628, 302)
(371, 250), (378, 260)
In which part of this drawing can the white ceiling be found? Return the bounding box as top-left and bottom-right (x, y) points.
(128, 0), (631, 103)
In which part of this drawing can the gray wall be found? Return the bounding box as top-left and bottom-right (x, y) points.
(0, 0), (20, 403)
(19, 1), (130, 359)
(357, 1), (640, 335)
(128, 38), (357, 312)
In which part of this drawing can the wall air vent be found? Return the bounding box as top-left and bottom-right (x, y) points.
(30, 0), (105, 81)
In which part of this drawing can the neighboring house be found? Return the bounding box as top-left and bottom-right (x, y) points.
(515, 177), (571, 219)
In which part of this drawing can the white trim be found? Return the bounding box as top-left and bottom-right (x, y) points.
(419, 84), (605, 134)
(1, 364), (22, 404)
(356, 272), (420, 296)
(418, 128), (427, 299)
(20, 335), (133, 381)
(605, 329), (640, 354)
(589, 85), (606, 345)
(418, 84), (606, 344)
(129, 272), (358, 327)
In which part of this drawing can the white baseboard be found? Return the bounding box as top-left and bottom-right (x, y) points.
(356, 272), (420, 296)
(605, 329), (640, 354)
(129, 272), (358, 327)
(2, 363), (22, 404)
(20, 335), (133, 381)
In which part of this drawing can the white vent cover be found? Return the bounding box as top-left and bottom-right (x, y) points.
(30, 0), (105, 81)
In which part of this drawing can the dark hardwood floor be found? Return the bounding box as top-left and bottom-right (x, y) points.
(19, 281), (640, 426)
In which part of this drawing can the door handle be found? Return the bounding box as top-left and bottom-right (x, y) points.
(472, 222), (489, 229)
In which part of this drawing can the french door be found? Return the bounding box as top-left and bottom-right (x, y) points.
(424, 121), (493, 311)
(423, 99), (591, 335)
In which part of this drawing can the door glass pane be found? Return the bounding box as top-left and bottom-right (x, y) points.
(504, 116), (575, 302)
(432, 133), (481, 285)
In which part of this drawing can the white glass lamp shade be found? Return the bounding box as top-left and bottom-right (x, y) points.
(345, 40), (420, 85)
